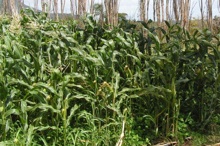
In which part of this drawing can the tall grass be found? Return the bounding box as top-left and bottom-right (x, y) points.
(0, 10), (220, 145)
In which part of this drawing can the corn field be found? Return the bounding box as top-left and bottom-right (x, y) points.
(0, 8), (220, 145)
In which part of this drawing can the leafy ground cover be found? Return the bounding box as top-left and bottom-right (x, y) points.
(0, 10), (220, 145)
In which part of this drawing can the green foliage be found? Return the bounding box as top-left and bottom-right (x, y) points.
(0, 9), (220, 145)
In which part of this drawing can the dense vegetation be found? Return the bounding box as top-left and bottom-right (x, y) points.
(0, 10), (220, 145)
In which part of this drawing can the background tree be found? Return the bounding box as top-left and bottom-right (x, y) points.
(113, 0), (119, 26)
(104, 0), (111, 25)
(146, 0), (150, 21)
(104, 0), (119, 27)
(199, 0), (205, 28)
(10, 0), (17, 15)
(184, 0), (190, 28)
(180, 0), (190, 28)
(34, 0), (38, 12)
(153, 0), (156, 21)
(173, 0), (180, 23)
(47, 0), (52, 17)
(42, 0), (52, 14)
(139, 0), (146, 21)
(139, 0), (150, 21)
(0, 0), (216, 31)
(19, 0), (24, 9)
(1, 0), (14, 15)
(61, 0), (66, 15)
(166, 0), (170, 20)
(70, 0), (76, 16)
(207, 0), (212, 31)
(218, 0), (220, 12)
(94, 3), (104, 25)
(181, 0), (185, 26)
(53, 0), (58, 20)
(156, 0), (161, 26)
(90, 0), (95, 14)
(78, 0), (87, 15)
(161, 0), (164, 22)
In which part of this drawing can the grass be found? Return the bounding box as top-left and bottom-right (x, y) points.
(189, 132), (220, 146)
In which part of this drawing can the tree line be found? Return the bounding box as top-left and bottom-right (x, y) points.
(0, 0), (220, 30)
(140, 0), (220, 31)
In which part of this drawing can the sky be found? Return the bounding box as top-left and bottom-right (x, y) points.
(24, 0), (220, 20)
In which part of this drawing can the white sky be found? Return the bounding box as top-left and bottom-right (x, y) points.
(24, 0), (220, 20)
